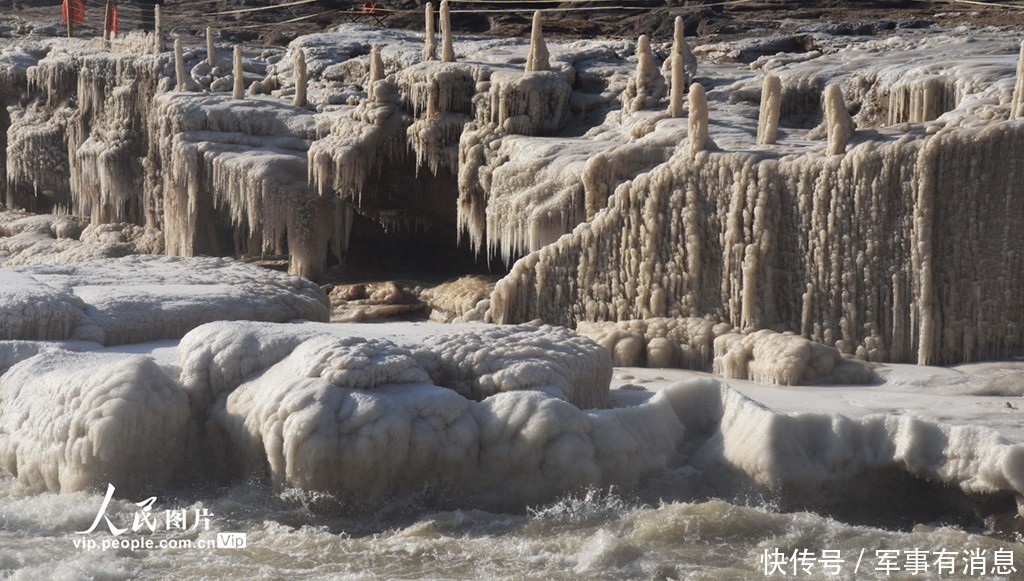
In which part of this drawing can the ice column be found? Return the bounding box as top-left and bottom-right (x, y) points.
(1012, 40), (1024, 119)
(824, 85), (855, 155)
(154, 5), (162, 53)
(206, 27), (217, 67)
(294, 49), (307, 107)
(526, 11), (549, 72)
(635, 35), (655, 95)
(669, 54), (684, 117)
(233, 46), (244, 99)
(673, 16), (697, 79)
(423, 2), (437, 62)
(369, 44), (384, 83)
(440, 0), (454, 62)
(757, 75), (782, 145)
(688, 82), (707, 156)
(174, 39), (186, 91)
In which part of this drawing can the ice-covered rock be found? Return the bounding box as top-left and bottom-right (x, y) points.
(0, 255), (328, 345)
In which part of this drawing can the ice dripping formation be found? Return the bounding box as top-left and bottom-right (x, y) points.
(1, 23), (1024, 370)
(4, 21), (1024, 536)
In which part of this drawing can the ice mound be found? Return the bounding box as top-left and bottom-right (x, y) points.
(0, 210), (161, 267)
(179, 321), (610, 410)
(0, 350), (189, 494)
(169, 321), (695, 504)
(577, 317), (732, 369)
(713, 330), (876, 386)
(1, 255), (328, 345)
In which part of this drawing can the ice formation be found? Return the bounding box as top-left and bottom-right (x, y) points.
(1013, 40), (1024, 119)
(688, 82), (707, 156)
(756, 75), (781, 145)
(0, 255), (328, 345)
(153, 5), (162, 53)
(621, 35), (665, 114)
(232, 46), (244, 100)
(423, 2), (437, 62)
(293, 48), (307, 107)
(206, 27), (217, 68)
(0, 350), (189, 494)
(576, 317), (732, 369)
(825, 84), (855, 155)
(174, 39), (186, 90)
(440, 0), (454, 63)
(0, 210), (161, 267)
(477, 29), (1024, 367)
(711, 329), (875, 386)
(2, 25), (1024, 370)
(525, 11), (549, 73)
(177, 321), (694, 503)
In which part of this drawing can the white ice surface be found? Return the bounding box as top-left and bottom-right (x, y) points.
(0, 255), (328, 345)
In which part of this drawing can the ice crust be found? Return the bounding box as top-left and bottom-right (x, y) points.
(1, 323), (1023, 513)
(0, 255), (328, 345)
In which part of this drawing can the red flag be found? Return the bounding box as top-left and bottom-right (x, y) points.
(61, 0), (85, 24)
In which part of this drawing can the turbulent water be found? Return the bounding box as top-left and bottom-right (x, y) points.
(2, 476), (1020, 580)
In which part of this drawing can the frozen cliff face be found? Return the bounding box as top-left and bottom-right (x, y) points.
(151, 93), (348, 279)
(0, 255), (328, 345)
(485, 30), (1024, 367)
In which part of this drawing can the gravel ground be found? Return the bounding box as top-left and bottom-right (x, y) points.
(3, 0), (1024, 47)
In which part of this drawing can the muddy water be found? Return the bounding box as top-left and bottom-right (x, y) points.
(2, 477), (1021, 580)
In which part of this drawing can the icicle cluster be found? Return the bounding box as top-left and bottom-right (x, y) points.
(487, 117), (1024, 366)
(888, 75), (959, 124)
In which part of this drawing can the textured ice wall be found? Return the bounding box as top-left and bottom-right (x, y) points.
(0, 255), (328, 345)
(0, 350), (190, 494)
(489, 116), (1024, 365)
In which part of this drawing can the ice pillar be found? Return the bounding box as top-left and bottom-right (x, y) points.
(424, 2), (437, 62)
(757, 75), (782, 145)
(526, 11), (549, 72)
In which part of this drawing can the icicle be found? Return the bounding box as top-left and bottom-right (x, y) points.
(1012, 40), (1024, 119)
(440, 0), (454, 62)
(174, 39), (186, 91)
(525, 11), (549, 72)
(294, 48), (307, 107)
(757, 75), (782, 145)
(668, 54), (684, 117)
(153, 6), (163, 53)
(206, 27), (217, 68)
(824, 84), (854, 155)
(423, 2), (437, 62)
(232, 46), (244, 99)
(688, 82), (707, 157)
(369, 44), (384, 84)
